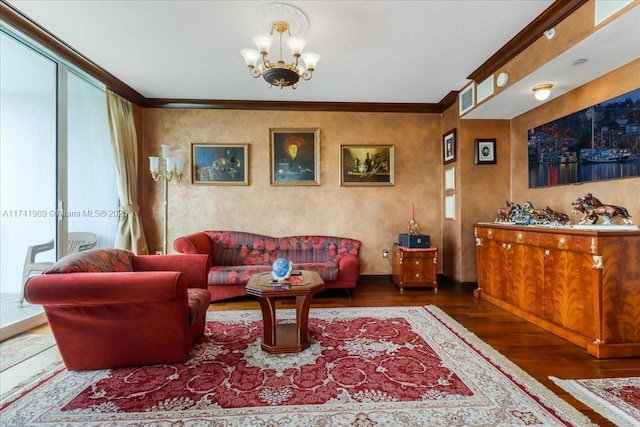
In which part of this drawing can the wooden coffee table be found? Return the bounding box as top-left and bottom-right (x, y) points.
(245, 271), (325, 354)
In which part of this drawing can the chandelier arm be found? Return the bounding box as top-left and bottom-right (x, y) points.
(248, 67), (261, 78)
(262, 52), (272, 69)
(300, 70), (313, 81)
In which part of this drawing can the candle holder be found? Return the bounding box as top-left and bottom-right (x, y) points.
(408, 203), (420, 235)
(149, 144), (184, 254)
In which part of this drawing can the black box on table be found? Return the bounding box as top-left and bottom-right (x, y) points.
(398, 234), (430, 248)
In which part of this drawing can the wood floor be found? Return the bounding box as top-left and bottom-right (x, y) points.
(210, 280), (640, 426)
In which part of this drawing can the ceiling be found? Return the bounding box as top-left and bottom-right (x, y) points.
(4, 1), (639, 118)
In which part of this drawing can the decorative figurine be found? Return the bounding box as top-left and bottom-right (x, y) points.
(272, 258), (293, 282)
(408, 203), (420, 235)
(495, 201), (516, 222)
(571, 193), (633, 225)
(494, 200), (570, 226)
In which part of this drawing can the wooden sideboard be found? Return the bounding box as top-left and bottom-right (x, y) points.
(474, 223), (640, 358)
(391, 246), (438, 292)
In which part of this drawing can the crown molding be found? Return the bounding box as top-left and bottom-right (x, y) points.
(143, 98), (444, 113)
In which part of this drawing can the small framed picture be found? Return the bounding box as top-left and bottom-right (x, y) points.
(270, 128), (320, 186)
(475, 138), (497, 164)
(459, 83), (475, 116)
(340, 145), (394, 186)
(192, 143), (249, 185)
(443, 129), (456, 164)
(444, 167), (455, 191)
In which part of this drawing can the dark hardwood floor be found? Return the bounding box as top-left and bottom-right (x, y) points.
(209, 279), (640, 426)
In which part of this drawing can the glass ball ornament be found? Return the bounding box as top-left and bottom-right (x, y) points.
(272, 258), (292, 281)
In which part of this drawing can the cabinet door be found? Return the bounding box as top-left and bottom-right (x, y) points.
(544, 249), (600, 339)
(476, 238), (509, 299)
(511, 243), (544, 315)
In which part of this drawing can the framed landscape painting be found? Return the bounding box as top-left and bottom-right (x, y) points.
(340, 145), (394, 186)
(270, 128), (320, 186)
(192, 143), (249, 185)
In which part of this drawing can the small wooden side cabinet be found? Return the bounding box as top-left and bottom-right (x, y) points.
(391, 246), (438, 292)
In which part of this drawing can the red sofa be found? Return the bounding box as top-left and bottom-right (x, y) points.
(24, 248), (211, 371)
(174, 231), (361, 302)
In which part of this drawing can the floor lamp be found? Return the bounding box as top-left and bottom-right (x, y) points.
(149, 144), (184, 254)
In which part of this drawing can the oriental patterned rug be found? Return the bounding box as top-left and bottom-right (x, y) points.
(551, 376), (640, 427)
(0, 334), (56, 372)
(1, 306), (594, 426)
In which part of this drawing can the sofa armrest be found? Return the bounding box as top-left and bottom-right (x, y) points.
(25, 271), (188, 306)
(173, 232), (213, 256)
(337, 254), (360, 285)
(132, 254), (209, 289)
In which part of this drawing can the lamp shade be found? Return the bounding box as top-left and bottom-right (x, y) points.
(149, 156), (160, 174)
(240, 49), (260, 67)
(287, 36), (307, 56)
(252, 33), (272, 54)
(301, 52), (320, 70)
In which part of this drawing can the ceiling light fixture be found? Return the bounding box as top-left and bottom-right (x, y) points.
(240, 3), (320, 89)
(532, 84), (553, 101)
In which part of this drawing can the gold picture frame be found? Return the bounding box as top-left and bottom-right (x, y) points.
(340, 145), (394, 186)
(270, 128), (321, 186)
(192, 143), (249, 185)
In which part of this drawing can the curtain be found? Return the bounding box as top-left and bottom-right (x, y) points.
(106, 89), (149, 254)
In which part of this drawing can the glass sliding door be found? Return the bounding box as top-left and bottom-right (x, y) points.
(66, 71), (118, 249)
(0, 31), (57, 338)
(0, 26), (118, 340)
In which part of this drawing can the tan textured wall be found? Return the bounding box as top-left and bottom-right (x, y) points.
(511, 59), (640, 223)
(141, 109), (442, 275)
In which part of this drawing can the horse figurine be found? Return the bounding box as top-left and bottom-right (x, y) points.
(495, 201), (515, 222)
(571, 194), (633, 225)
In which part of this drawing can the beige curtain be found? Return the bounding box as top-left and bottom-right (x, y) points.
(106, 89), (149, 254)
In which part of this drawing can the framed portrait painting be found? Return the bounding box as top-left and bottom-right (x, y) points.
(192, 143), (249, 185)
(270, 128), (320, 186)
(475, 138), (497, 164)
(340, 145), (394, 186)
(443, 129), (456, 164)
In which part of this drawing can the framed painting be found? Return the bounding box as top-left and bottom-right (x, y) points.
(443, 129), (456, 164)
(475, 138), (497, 164)
(192, 143), (249, 185)
(340, 145), (394, 186)
(459, 83), (475, 116)
(270, 128), (320, 186)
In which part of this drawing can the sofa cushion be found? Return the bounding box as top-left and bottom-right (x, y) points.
(44, 248), (134, 274)
(205, 231), (279, 266)
(208, 265), (272, 285)
(187, 288), (210, 326)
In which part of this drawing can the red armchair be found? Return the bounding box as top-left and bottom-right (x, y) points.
(24, 248), (211, 371)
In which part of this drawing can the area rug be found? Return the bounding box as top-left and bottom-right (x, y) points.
(551, 376), (640, 427)
(1, 306), (594, 426)
(0, 333), (56, 372)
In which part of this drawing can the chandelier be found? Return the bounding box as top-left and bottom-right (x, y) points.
(240, 3), (320, 89)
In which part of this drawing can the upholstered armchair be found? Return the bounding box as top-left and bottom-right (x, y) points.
(24, 248), (211, 371)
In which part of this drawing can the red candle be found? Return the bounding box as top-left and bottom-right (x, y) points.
(411, 203), (414, 220)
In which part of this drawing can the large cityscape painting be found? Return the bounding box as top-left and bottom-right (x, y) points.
(528, 88), (640, 188)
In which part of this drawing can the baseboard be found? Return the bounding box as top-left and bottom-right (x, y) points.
(437, 275), (477, 293)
